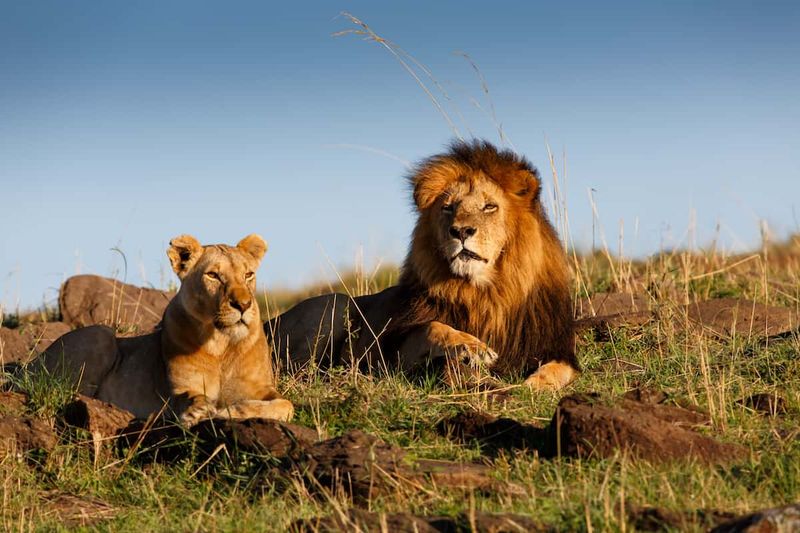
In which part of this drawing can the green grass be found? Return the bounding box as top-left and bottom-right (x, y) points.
(2, 243), (800, 531)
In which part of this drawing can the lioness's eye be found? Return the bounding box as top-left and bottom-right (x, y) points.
(483, 203), (498, 213)
(442, 204), (454, 213)
(205, 272), (221, 281)
(245, 271), (255, 281)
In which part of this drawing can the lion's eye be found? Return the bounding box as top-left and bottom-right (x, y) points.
(205, 272), (221, 281)
(442, 204), (454, 214)
(245, 271), (255, 281)
(483, 203), (498, 213)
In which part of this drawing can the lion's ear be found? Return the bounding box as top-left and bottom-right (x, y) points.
(515, 169), (541, 204)
(167, 234), (203, 279)
(412, 159), (459, 210)
(237, 234), (268, 262)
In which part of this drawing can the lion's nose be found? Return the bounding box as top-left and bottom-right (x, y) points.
(449, 226), (477, 241)
(230, 296), (252, 313)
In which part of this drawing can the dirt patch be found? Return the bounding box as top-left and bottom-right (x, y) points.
(737, 393), (788, 416)
(39, 490), (118, 527)
(551, 393), (746, 464)
(118, 417), (319, 463)
(628, 506), (735, 531)
(0, 391), (29, 417)
(687, 298), (800, 339)
(59, 275), (173, 334)
(437, 410), (548, 456)
(0, 415), (57, 455)
(292, 508), (549, 532)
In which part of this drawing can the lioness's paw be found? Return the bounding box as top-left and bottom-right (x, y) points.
(180, 404), (217, 427)
(270, 399), (294, 422)
(524, 361), (578, 392)
(213, 399), (294, 422)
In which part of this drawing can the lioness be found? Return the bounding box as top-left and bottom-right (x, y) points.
(37, 234), (293, 425)
(269, 140), (579, 390)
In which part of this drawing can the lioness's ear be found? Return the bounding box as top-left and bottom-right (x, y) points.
(237, 234), (267, 262)
(411, 159), (459, 210)
(167, 234), (203, 279)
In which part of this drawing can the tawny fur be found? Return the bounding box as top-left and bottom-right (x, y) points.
(392, 140), (578, 376)
(37, 234), (293, 425)
(270, 140), (579, 388)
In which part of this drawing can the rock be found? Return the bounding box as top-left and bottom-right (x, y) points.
(737, 393), (788, 416)
(551, 393), (747, 464)
(59, 275), (172, 334)
(193, 418), (319, 459)
(118, 417), (320, 463)
(0, 415), (58, 455)
(25, 322), (71, 356)
(687, 298), (800, 339)
(1, 323), (72, 365)
(62, 395), (136, 442)
(576, 292), (652, 332)
(293, 509), (549, 533)
(0, 322), (72, 365)
(303, 429), (406, 500)
(711, 502), (800, 532)
(0, 328), (30, 365)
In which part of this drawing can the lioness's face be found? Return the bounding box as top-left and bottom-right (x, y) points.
(434, 178), (509, 284)
(167, 234), (267, 342)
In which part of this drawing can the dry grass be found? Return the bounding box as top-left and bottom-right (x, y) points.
(3, 237), (799, 531)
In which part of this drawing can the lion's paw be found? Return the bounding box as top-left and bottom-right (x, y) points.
(524, 361), (578, 392)
(464, 344), (500, 368)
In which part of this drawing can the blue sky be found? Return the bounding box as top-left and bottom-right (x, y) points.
(1, 1), (799, 310)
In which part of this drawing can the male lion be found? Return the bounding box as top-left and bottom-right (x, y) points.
(269, 140), (579, 390)
(36, 234), (293, 425)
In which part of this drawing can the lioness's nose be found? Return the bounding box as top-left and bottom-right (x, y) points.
(230, 296), (252, 313)
(449, 225), (477, 241)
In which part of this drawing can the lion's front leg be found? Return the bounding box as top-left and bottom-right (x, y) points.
(422, 321), (499, 368)
(524, 361), (579, 391)
(397, 321), (499, 384)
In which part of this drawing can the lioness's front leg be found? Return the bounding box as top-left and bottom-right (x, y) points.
(167, 355), (221, 427)
(398, 321), (499, 371)
(179, 394), (218, 427)
(215, 399), (294, 422)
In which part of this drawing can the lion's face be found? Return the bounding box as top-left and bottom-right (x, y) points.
(167, 234), (267, 343)
(433, 178), (509, 284)
(409, 142), (541, 287)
